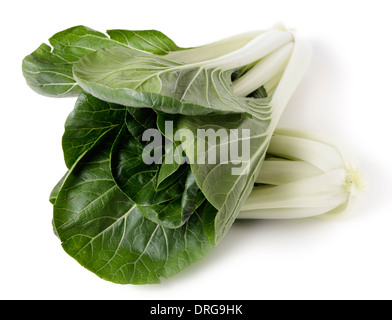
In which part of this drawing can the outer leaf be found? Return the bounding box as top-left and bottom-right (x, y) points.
(155, 111), (188, 188)
(22, 26), (180, 97)
(23, 26), (113, 97)
(73, 46), (273, 115)
(62, 92), (126, 169)
(61, 93), (204, 230)
(53, 137), (214, 284)
(178, 112), (271, 243)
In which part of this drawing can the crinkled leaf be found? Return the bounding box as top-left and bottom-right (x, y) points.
(111, 123), (184, 205)
(53, 137), (214, 284)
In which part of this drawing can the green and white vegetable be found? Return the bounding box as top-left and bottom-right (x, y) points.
(22, 25), (362, 285)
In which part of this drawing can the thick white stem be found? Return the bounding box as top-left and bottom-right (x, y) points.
(165, 30), (264, 64)
(240, 169), (349, 219)
(256, 160), (323, 185)
(243, 169), (348, 210)
(267, 135), (345, 172)
(232, 42), (294, 97)
(263, 69), (284, 95)
(269, 37), (313, 127)
(206, 30), (294, 70)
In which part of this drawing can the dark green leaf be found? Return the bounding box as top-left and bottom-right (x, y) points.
(53, 136), (214, 284)
(111, 125), (183, 205)
(106, 29), (181, 55)
(62, 92), (126, 169)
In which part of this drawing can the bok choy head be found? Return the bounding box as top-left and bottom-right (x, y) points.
(22, 25), (352, 286)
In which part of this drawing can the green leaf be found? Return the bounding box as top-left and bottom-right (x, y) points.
(53, 136), (214, 284)
(62, 92), (126, 169)
(106, 29), (181, 55)
(177, 112), (272, 243)
(49, 172), (68, 205)
(156, 143), (187, 189)
(125, 105), (158, 139)
(138, 171), (205, 229)
(22, 26), (113, 97)
(22, 26), (181, 97)
(61, 93), (205, 230)
(155, 111), (188, 189)
(73, 46), (273, 115)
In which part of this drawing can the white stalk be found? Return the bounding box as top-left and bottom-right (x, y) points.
(242, 169), (348, 211)
(267, 132), (345, 172)
(206, 30), (293, 70)
(232, 42), (294, 97)
(159, 28), (295, 96)
(269, 37), (313, 127)
(165, 30), (264, 64)
(238, 129), (365, 220)
(166, 26), (301, 103)
(263, 68), (285, 95)
(256, 160), (323, 185)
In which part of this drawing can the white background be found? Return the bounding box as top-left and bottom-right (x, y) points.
(1, 0), (391, 300)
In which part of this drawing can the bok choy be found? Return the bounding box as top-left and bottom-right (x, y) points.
(22, 25), (362, 285)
